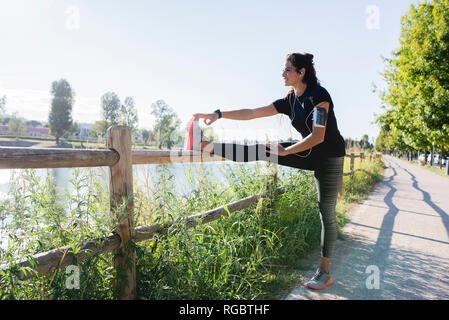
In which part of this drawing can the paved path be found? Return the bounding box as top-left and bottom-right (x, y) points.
(285, 155), (449, 300)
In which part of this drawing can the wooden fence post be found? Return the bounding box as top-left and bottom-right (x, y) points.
(350, 153), (355, 178)
(107, 126), (136, 300)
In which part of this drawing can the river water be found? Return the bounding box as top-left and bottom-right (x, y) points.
(0, 161), (274, 199)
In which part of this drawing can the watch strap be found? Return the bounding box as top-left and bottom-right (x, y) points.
(214, 109), (222, 119)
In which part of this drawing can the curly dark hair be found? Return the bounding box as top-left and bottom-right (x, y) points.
(286, 52), (320, 88)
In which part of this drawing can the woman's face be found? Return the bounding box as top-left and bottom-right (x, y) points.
(282, 60), (304, 87)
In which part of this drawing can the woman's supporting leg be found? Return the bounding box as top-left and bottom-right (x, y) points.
(305, 157), (343, 290)
(313, 157), (344, 264)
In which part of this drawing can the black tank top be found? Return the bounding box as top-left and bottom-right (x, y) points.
(273, 84), (346, 159)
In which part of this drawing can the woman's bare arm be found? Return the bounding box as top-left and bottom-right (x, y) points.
(195, 104), (278, 125)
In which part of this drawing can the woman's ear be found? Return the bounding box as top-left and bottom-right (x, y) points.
(300, 67), (306, 76)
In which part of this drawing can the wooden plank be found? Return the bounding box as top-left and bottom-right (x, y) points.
(134, 187), (285, 242)
(133, 193), (265, 242)
(0, 234), (121, 281)
(107, 126), (136, 300)
(132, 150), (225, 165)
(0, 147), (119, 169)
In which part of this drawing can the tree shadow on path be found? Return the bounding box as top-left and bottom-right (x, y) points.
(285, 157), (449, 299)
(402, 168), (449, 238)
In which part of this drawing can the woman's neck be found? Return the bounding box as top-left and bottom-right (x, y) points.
(294, 82), (307, 97)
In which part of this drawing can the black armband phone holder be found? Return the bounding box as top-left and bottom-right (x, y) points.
(313, 107), (328, 127)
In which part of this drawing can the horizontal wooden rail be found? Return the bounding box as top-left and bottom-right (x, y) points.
(345, 154), (362, 159)
(0, 147), (120, 169)
(1, 187), (284, 281)
(2, 234), (122, 281)
(132, 150), (225, 165)
(343, 169), (362, 176)
(0, 147), (226, 170)
(0, 146), (380, 170)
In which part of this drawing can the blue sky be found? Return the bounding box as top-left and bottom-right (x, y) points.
(0, 0), (419, 142)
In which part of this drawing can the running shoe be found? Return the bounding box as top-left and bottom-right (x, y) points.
(184, 115), (203, 151)
(305, 268), (333, 290)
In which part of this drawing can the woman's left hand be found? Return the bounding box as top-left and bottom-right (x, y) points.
(265, 142), (290, 157)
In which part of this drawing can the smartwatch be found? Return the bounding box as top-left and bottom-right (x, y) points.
(214, 109), (222, 119)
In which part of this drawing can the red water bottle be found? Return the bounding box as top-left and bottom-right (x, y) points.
(184, 115), (200, 150)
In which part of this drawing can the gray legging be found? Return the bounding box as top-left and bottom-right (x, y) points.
(212, 141), (344, 258)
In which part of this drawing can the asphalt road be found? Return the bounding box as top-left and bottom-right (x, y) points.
(285, 155), (449, 300)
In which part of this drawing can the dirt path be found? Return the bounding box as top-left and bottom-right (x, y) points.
(284, 155), (449, 300)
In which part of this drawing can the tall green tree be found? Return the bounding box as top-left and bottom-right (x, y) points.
(101, 92), (121, 135)
(360, 134), (370, 149)
(141, 129), (151, 145)
(26, 120), (42, 128)
(150, 100), (181, 149)
(89, 120), (109, 138)
(377, 0), (449, 154)
(69, 121), (80, 138)
(0, 95), (6, 115)
(49, 79), (74, 145)
(0, 95), (6, 123)
(120, 96), (139, 131)
(8, 113), (26, 140)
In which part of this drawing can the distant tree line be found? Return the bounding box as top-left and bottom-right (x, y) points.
(1, 79), (194, 149)
(345, 135), (374, 151)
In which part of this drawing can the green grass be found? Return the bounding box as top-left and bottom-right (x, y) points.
(0, 155), (385, 300)
(335, 155), (386, 232)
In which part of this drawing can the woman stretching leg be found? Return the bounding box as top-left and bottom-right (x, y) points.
(193, 53), (346, 290)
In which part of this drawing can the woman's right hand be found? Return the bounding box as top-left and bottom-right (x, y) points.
(193, 113), (219, 126)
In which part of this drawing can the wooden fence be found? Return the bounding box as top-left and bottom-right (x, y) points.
(343, 152), (372, 177)
(0, 127), (381, 299)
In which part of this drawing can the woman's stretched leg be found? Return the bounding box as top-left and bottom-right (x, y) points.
(211, 141), (316, 170)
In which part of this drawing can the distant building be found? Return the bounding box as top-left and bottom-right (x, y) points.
(79, 127), (89, 138)
(0, 125), (50, 137)
(25, 127), (50, 137)
(77, 123), (93, 138)
(0, 125), (8, 135)
(134, 134), (143, 143)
